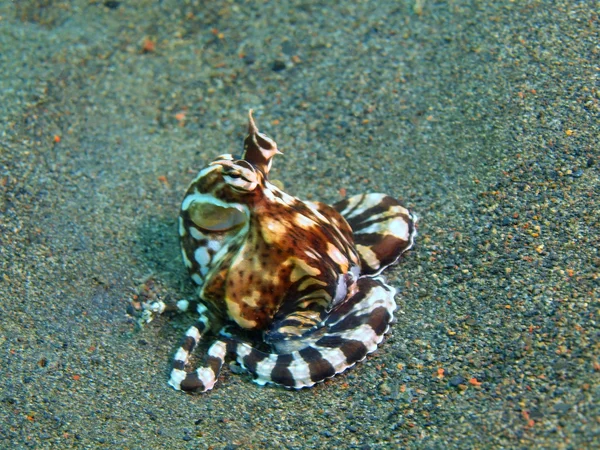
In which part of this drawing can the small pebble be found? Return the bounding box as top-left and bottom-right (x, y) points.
(272, 60), (286, 71)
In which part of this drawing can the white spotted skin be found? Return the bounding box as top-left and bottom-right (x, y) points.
(191, 273), (203, 285)
(178, 216), (186, 237)
(158, 111), (417, 393)
(194, 246), (210, 267)
(189, 227), (205, 240)
(181, 248), (193, 269)
(168, 369), (187, 390)
(174, 347), (189, 363)
(176, 299), (190, 312)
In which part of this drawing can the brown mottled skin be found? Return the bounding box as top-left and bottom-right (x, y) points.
(181, 162), (361, 331)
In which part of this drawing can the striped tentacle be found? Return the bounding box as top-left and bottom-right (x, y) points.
(233, 277), (396, 388)
(334, 193), (418, 276)
(168, 304), (230, 393)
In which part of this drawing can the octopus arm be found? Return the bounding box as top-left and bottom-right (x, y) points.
(232, 276), (396, 388)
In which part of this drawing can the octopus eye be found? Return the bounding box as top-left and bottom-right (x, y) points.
(188, 202), (246, 232)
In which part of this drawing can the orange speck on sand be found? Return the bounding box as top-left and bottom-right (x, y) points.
(436, 368), (445, 378)
(522, 410), (535, 427)
(142, 38), (155, 53)
(271, 119), (280, 126)
(338, 187), (347, 198)
(53, 135), (61, 143)
(158, 175), (169, 186)
(72, 375), (81, 381)
(175, 112), (186, 122)
(469, 377), (482, 386)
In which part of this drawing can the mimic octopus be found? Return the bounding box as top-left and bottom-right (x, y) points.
(144, 111), (417, 392)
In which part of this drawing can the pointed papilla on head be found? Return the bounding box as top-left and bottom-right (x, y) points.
(242, 109), (282, 176)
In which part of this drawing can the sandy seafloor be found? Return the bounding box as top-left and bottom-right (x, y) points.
(1, 0), (598, 448)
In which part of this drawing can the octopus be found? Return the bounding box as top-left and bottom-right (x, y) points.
(145, 111), (417, 392)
